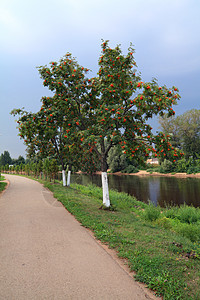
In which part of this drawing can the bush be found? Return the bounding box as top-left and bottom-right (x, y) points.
(164, 205), (200, 224)
(147, 157), (200, 174)
(175, 157), (200, 174)
(122, 165), (138, 173)
(159, 159), (175, 173)
(187, 164), (200, 174)
(164, 206), (179, 219)
(177, 205), (200, 224)
(175, 158), (187, 173)
(155, 217), (172, 229)
(143, 202), (161, 221)
(176, 222), (200, 242)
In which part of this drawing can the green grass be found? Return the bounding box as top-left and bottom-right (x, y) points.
(0, 176), (7, 192)
(40, 181), (200, 299)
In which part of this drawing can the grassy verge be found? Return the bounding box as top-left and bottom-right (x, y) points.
(0, 176), (7, 193)
(40, 181), (199, 299)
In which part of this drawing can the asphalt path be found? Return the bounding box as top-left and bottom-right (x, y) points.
(0, 175), (157, 300)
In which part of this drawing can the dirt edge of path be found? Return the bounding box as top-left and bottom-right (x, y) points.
(84, 227), (160, 300)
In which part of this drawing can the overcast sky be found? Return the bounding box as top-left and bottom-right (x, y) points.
(0, 0), (199, 158)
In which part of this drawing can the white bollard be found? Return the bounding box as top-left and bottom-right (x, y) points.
(67, 170), (71, 186)
(62, 170), (66, 186)
(101, 172), (110, 207)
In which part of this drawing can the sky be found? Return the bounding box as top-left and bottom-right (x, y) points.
(0, 0), (200, 158)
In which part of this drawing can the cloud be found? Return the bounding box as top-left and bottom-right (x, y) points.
(0, 7), (21, 30)
(0, 7), (35, 55)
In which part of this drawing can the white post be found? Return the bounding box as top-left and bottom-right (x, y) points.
(67, 170), (71, 186)
(62, 170), (66, 186)
(101, 172), (110, 207)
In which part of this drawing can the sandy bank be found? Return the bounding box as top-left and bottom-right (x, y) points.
(77, 170), (200, 178)
(112, 170), (200, 178)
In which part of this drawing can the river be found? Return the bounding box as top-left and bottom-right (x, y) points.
(70, 173), (200, 208)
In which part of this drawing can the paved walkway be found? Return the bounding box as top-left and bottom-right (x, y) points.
(0, 175), (157, 300)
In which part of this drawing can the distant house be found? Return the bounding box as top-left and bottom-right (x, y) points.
(146, 158), (159, 165)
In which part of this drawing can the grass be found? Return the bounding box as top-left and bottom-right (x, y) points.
(39, 180), (200, 299)
(0, 176), (7, 193)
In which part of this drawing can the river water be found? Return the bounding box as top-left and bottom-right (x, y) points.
(70, 174), (200, 208)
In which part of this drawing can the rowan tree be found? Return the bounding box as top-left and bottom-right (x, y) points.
(11, 40), (183, 208)
(11, 91), (100, 185)
(36, 53), (102, 179)
(11, 103), (82, 186)
(68, 41), (183, 207)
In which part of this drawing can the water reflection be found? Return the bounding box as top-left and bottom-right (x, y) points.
(69, 174), (200, 208)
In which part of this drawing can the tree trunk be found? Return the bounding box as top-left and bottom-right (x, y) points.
(67, 170), (71, 186)
(67, 164), (72, 187)
(101, 153), (110, 207)
(62, 169), (66, 186)
(101, 171), (110, 207)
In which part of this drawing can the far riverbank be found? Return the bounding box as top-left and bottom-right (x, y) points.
(86, 170), (200, 178)
(113, 170), (200, 178)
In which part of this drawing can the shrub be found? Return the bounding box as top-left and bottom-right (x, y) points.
(175, 158), (187, 173)
(177, 205), (200, 224)
(175, 157), (200, 174)
(187, 164), (200, 174)
(155, 217), (172, 229)
(164, 206), (179, 219)
(159, 159), (174, 173)
(143, 202), (161, 222)
(122, 165), (138, 173)
(176, 222), (200, 242)
(164, 205), (200, 224)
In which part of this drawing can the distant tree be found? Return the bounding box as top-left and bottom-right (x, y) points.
(25, 163), (30, 176)
(0, 151), (12, 166)
(31, 162), (37, 177)
(107, 145), (131, 172)
(37, 160), (43, 179)
(43, 158), (51, 180)
(5, 164), (9, 172)
(15, 165), (20, 174)
(49, 159), (59, 182)
(13, 155), (25, 165)
(159, 109), (200, 159)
